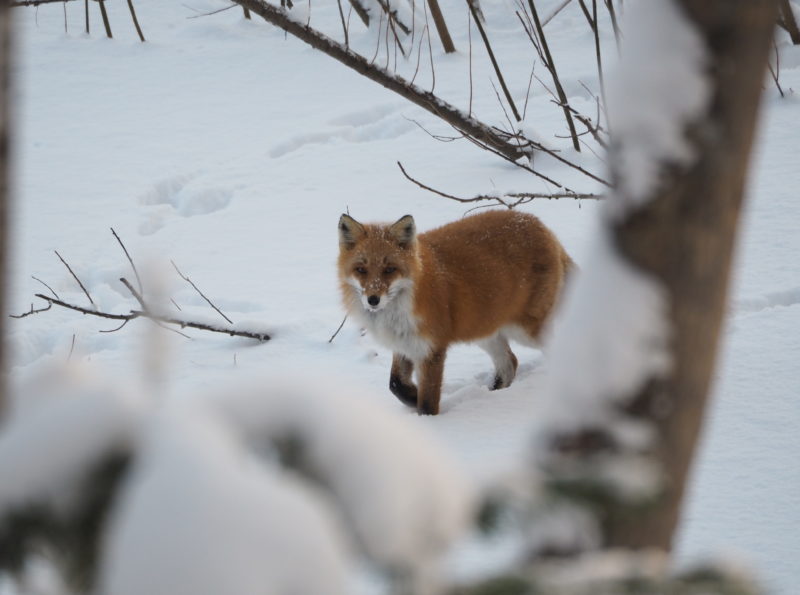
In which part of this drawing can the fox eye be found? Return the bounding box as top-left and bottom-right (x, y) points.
(354, 266), (367, 275)
(383, 266), (397, 275)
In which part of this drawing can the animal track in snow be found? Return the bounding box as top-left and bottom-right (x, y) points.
(269, 104), (413, 158)
(138, 174), (233, 235)
(735, 286), (800, 314)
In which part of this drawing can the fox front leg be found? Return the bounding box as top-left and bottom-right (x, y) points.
(389, 353), (418, 407)
(417, 349), (447, 416)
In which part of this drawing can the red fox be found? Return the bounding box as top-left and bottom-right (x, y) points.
(338, 210), (573, 415)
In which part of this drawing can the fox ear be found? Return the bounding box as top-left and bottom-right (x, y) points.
(339, 214), (366, 249)
(389, 215), (416, 248)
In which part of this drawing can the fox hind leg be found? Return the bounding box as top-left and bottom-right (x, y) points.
(389, 353), (418, 407)
(478, 333), (518, 390)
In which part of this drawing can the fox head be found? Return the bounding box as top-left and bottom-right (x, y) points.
(338, 214), (419, 313)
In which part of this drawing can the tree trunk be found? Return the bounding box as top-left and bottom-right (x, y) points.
(0, 0), (11, 420)
(604, 0), (778, 549)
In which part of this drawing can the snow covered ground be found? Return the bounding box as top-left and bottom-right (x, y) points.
(4, 0), (799, 592)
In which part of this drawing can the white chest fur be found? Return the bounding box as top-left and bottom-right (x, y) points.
(348, 278), (431, 362)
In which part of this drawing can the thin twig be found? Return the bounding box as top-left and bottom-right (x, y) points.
(170, 298), (182, 311)
(328, 314), (348, 343)
(119, 277), (147, 310)
(99, 319), (131, 333)
(769, 39), (785, 98)
(542, 0), (573, 26)
(9, 301), (52, 319)
(32, 275), (59, 300)
(67, 334), (76, 362)
(187, 4), (236, 19)
(111, 227), (143, 295)
(527, 0), (581, 151)
(604, 0), (620, 48)
(468, 3), (473, 116)
(97, 0), (113, 38)
(468, 0), (521, 121)
(424, 0), (435, 92)
(336, 0), (349, 46)
(54, 250), (95, 307)
(127, 0), (146, 42)
(171, 260), (234, 324)
(149, 318), (193, 340)
(522, 60), (536, 120)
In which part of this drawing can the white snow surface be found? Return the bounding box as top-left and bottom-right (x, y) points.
(605, 0), (710, 215)
(4, 0), (799, 593)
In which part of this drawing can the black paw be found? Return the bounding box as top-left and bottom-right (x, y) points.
(389, 375), (418, 407)
(491, 375), (512, 391)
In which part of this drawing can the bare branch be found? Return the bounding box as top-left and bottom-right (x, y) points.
(31, 275), (60, 300)
(30, 294), (130, 320)
(542, 0), (573, 26)
(348, 0), (369, 27)
(10, 0), (78, 6)
(9, 301), (52, 319)
(397, 161), (600, 207)
(99, 319), (131, 334)
(67, 334), (75, 362)
(526, 0), (581, 151)
(336, 0), (349, 46)
(468, 0), (522, 122)
(229, 0), (530, 160)
(19, 294), (271, 342)
(119, 277), (147, 310)
(127, 0), (146, 42)
(187, 4), (237, 19)
(54, 250), (95, 307)
(111, 227), (143, 295)
(768, 39), (785, 98)
(328, 314), (347, 343)
(170, 260), (234, 325)
(97, 0), (113, 38)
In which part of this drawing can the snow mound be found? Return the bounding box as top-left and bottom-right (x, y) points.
(100, 403), (352, 595)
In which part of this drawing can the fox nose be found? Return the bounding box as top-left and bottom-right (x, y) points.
(367, 295), (380, 307)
